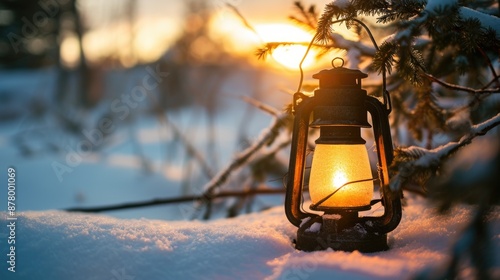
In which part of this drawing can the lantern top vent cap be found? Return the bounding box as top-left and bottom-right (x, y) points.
(313, 57), (367, 80)
(312, 67), (368, 80)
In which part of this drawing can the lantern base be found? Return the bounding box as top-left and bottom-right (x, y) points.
(295, 214), (388, 253)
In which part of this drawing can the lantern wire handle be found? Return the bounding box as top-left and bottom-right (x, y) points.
(331, 57), (344, 68)
(310, 177), (379, 209)
(294, 32), (319, 113)
(295, 18), (392, 114)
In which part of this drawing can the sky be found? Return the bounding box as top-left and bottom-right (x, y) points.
(67, 0), (334, 67)
(133, 0), (333, 23)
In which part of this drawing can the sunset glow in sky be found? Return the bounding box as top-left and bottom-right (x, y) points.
(61, 0), (334, 69)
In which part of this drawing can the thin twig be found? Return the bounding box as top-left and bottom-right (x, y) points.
(423, 73), (500, 94)
(226, 3), (264, 44)
(191, 113), (290, 217)
(477, 46), (500, 88)
(203, 114), (287, 194)
(161, 114), (215, 179)
(482, 76), (500, 89)
(145, 92), (216, 179)
(65, 188), (286, 213)
(241, 96), (280, 116)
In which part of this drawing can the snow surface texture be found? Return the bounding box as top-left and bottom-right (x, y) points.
(1, 197), (499, 280)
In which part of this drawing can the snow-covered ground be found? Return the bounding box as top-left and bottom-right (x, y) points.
(0, 196), (498, 279)
(0, 66), (499, 279)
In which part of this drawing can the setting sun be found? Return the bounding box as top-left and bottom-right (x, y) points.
(211, 14), (319, 70)
(254, 24), (317, 70)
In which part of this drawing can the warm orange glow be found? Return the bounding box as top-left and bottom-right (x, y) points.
(309, 144), (373, 208)
(60, 18), (179, 67)
(210, 14), (318, 69)
(60, 35), (80, 68)
(134, 18), (179, 62)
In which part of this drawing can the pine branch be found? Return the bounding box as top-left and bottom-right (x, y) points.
(351, 0), (391, 17)
(408, 86), (447, 143)
(372, 41), (397, 74)
(391, 113), (500, 192)
(316, 3), (356, 43)
(398, 46), (426, 85)
(255, 42), (323, 60)
(289, 1), (318, 31)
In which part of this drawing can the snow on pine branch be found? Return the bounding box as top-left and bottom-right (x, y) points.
(424, 0), (458, 13)
(390, 113), (500, 192)
(459, 7), (500, 39)
(329, 31), (374, 54)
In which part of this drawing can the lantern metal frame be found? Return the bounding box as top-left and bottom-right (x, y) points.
(284, 59), (402, 252)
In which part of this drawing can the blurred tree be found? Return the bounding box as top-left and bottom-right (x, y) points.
(159, 0), (235, 111)
(157, 0), (248, 174)
(0, 0), (71, 68)
(0, 0), (100, 108)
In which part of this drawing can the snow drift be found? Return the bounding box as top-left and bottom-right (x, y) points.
(1, 196), (498, 279)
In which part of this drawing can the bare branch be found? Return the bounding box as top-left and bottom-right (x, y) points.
(192, 113), (290, 217)
(226, 3), (263, 43)
(65, 187), (286, 213)
(146, 91), (215, 179)
(423, 73), (500, 94)
(241, 96), (280, 116)
(477, 47), (500, 88)
(159, 114), (215, 179)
